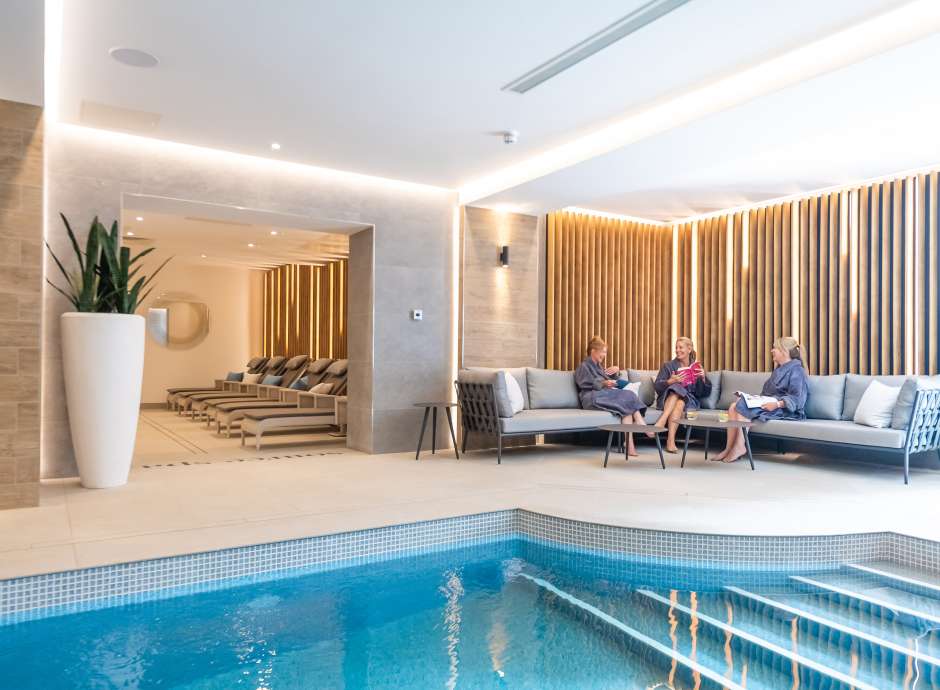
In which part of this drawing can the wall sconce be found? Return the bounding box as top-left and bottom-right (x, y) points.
(498, 245), (510, 268)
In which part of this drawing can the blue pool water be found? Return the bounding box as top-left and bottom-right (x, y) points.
(2, 538), (940, 689)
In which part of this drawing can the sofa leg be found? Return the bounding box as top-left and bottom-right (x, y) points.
(461, 428), (469, 454)
(497, 434), (502, 465)
(904, 448), (911, 485)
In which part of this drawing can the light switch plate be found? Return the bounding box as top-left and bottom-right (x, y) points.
(411, 309), (423, 321)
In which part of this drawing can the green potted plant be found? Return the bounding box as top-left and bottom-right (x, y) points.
(46, 214), (169, 488)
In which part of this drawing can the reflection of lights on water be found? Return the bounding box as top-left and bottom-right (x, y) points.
(440, 570), (465, 690)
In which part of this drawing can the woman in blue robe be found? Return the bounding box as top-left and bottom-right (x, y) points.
(575, 335), (650, 457)
(714, 336), (809, 463)
(653, 336), (712, 453)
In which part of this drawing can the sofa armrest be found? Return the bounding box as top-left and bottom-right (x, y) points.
(906, 388), (940, 453)
(454, 381), (500, 435)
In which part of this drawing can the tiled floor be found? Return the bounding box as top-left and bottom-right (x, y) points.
(3, 410), (940, 579)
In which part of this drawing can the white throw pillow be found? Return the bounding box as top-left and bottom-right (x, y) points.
(625, 382), (642, 397)
(501, 371), (525, 415)
(243, 373), (263, 384)
(853, 380), (902, 428)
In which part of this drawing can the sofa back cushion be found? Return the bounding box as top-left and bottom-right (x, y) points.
(842, 374), (909, 420)
(625, 369), (657, 407)
(526, 368), (579, 409)
(718, 371), (770, 409)
(891, 375), (940, 429)
(701, 370), (721, 409)
(853, 380), (903, 428)
(805, 374), (846, 420)
(466, 367), (529, 409)
(458, 369), (515, 417)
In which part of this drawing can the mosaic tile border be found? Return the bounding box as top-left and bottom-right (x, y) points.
(3, 508), (940, 624)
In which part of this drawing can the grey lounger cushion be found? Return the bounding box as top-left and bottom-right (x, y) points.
(308, 357), (333, 374)
(805, 374), (846, 420)
(717, 371), (770, 409)
(526, 368), (578, 409)
(325, 359), (348, 375)
(841, 374), (909, 420)
(753, 419), (906, 448)
(500, 409), (619, 434)
(466, 367), (529, 409)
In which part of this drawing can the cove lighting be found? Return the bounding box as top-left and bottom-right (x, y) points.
(270, 230), (279, 236)
(125, 231), (135, 236)
(247, 243), (256, 248)
(200, 254), (207, 258)
(460, 0), (940, 205)
(135, 216), (144, 221)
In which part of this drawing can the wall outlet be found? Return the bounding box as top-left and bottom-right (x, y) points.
(411, 309), (423, 321)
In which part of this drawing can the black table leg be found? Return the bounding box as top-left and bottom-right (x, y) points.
(704, 428), (710, 461)
(680, 425), (692, 468)
(445, 407), (459, 459)
(415, 407), (430, 460)
(624, 432), (629, 462)
(432, 406), (437, 454)
(743, 429), (755, 470)
(654, 434), (666, 469)
(603, 431), (613, 468)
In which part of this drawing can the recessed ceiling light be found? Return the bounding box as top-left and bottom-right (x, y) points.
(200, 254), (207, 258)
(247, 243), (255, 248)
(126, 231), (135, 237)
(135, 216), (144, 222)
(269, 230), (279, 236)
(270, 142), (281, 151)
(109, 47), (159, 69)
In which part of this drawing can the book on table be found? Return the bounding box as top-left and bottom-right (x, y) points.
(736, 391), (778, 409)
(675, 362), (704, 386)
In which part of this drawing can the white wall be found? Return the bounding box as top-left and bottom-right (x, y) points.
(138, 257), (258, 404)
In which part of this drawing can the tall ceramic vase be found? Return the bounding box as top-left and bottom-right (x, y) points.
(61, 313), (145, 488)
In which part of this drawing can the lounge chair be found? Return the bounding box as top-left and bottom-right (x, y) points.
(165, 356), (269, 410)
(187, 355), (310, 420)
(213, 360), (347, 436)
(240, 391), (346, 450)
(176, 356), (289, 416)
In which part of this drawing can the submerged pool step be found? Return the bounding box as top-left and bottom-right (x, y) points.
(725, 586), (940, 679)
(515, 573), (748, 690)
(791, 574), (940, 628)
(637, 589), (882, 690)
(847, 562), (940, 598)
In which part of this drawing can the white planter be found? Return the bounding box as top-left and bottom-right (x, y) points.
(61, 313), (145, 488)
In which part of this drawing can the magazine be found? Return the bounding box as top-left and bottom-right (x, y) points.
(735, 391), (778, 409)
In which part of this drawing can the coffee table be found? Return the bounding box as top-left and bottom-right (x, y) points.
(599, 424), (667, 469)
(676, 417), (754, 470)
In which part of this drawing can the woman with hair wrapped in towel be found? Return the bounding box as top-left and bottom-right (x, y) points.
(653, 336), (712, 453)
(714, 336), (809, 463)
(575, 335), (652, 457)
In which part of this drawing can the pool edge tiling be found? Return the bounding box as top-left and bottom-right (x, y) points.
(3, 508), (940, 624)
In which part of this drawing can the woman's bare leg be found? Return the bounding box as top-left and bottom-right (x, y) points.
(665, 398), (685, 452)
(713, 402), (740, 461)
(632, 410), (655, 439)
(722, 407), (748, 463)
(654, 394), (677, 429)
(626, 431), (637, 456)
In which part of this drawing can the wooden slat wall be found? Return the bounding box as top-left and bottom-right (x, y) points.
(918, 172), (940, 374)
(546, 211), (671, 370)
(694, 216), (730, 369)
(261, 259), (348, 359)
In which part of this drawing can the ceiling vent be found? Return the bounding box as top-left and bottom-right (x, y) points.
(80, 100), (161, 133)
(502, 0), (692, 94)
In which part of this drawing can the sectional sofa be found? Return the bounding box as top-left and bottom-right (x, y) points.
(455, 367), (940, 483)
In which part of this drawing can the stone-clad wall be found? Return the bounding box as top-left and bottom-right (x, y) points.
(0, 99), (42, 509)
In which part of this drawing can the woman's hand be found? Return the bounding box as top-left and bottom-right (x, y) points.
(668, 374), (683, 384)
(604, 365), (620, 376)
(761, 400), (780, 412)
(603, 379), (617, 388)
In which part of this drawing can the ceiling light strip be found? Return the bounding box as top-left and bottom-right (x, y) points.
(502, 0), (692, 94)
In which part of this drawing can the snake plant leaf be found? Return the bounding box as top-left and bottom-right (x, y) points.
(45, 215), (105, 312)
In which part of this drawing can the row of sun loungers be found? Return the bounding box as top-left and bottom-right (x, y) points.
(166, 355), (348, 449)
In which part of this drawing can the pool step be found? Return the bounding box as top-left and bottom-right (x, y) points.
(637, 589), (882, 690)
(725, 585), (940, 678)
(516, 573), (748, 690)
(791, 574), (940, 628)
(847, 561), (940, 598)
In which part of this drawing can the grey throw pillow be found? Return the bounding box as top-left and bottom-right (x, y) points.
(466, 367), (529, 408)
(526, 368), (579, 409)
(701, 370), (721, 409)
(626, 369), (656, 407)
(805, 374), (846, 420)
(717, 371), (770, 409)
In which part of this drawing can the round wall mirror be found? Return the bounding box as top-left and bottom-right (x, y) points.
(146, 293), (210, 349)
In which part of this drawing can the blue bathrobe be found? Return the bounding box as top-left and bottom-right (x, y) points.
(734, 358), (809, 421)
(575, 357), (646, 417)
(654, 358), (712, 410)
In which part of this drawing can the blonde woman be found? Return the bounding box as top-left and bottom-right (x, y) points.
(653, 337), (711, 453)
(714, 336), (808, 463)
(574, 335), (650, 457)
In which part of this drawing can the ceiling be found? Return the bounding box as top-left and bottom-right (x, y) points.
(19, 0), (940, 220)
(121, 196), (361, 270)
(0, 0), (44, 105)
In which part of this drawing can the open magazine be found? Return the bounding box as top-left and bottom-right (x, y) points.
(735, 390), (778, 409)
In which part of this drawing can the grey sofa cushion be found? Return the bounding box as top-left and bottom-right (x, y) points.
(458, 369), (515, 417)
(753, 419), (906, 448)
(841, 374), (909, 420)
(467, 367), (529, 409)
(626, 369), (657, 407)
(526, 368), (579, 409)
(891, 375), (940, 429)
(804, 374), (846, 420)
(701, 370), (721, 409)
(500, 408), (619, 434)
(717, 371), (770, 409)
